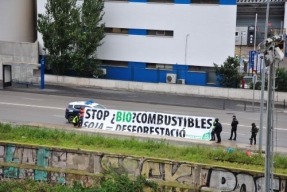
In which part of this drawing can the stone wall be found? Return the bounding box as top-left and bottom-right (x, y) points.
(0, 142), (286, 192)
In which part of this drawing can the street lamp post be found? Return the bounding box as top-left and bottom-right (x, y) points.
(258, 36), (284, 192)
(259, 0), (270, 153)
(239, 31), (243, 61)
(254, 13), (257, 51)
(259, 55), (265, 152)
(265, 57), (274, 192)
(264, 1), (271, 191)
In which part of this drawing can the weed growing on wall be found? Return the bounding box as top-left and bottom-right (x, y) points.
(97, 167), (158, 192)
(0, 168), (158, 192)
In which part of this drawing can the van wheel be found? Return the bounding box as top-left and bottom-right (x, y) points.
(68, 115), (74, 123)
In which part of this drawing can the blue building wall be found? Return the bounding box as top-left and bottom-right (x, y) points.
(219, 0), (236, 5)
(127, 0), (236, 4)
(106, 67), (130, 81)
(174, 0), (190, 4)
(39, 55), (212, 86)
(186, 72), (207, 86)
(102, 63), (209, 86)
(128, 29), (147, 35)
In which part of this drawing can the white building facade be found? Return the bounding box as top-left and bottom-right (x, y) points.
(37, 0), (237, 85)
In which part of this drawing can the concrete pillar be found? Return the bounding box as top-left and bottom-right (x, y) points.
(0, 59), (3, 89)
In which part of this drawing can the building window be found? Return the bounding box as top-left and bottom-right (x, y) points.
(105, 28), (173, 37)
(235, 31), (239, 36)
(102, 60), (128, 67)
(191, 0), (219, 4)
(104, 0), (128, 1)
(146, 63), (156, 68)
(147, 30), (174, 37)
(188, 66), (214, 72)
(146, 63), (173, 70)
(147, 0), (174, 3)
(189, 66), (202, 71)
(105, 27), (128, 34)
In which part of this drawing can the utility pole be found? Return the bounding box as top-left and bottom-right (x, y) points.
(258, 36), (284, 192)
(254, 13), (257, 51)
(257, 3), (285, 189)
(259, 0), (270, 153)
(241, 31), (243, 53)
(259, 54), (265, 152)
(264, 1), (271, 191)
(265, 55), (274, 192)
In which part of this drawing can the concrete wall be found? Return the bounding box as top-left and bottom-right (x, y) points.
(45, 75), (287, 102)
(0, 0), (36, 43)
(0, 41), (39, 89)
(0, 142), (286, 191)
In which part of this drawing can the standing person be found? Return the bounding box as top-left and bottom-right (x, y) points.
(228, 115), (239, 141)
(250, 123), (258, 145)
(209, 120), (216, 141)
(213, 118), (222, 143)
(72, 115), (79, 127)
(79, 107), (85, 127)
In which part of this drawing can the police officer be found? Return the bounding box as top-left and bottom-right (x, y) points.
(72, 115), (79, 127)
(229, 115), (239, 141)
(213, 118), (222, 143)
(250, 123), (258, 145)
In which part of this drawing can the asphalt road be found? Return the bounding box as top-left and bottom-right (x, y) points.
(1, 84), (287, 151)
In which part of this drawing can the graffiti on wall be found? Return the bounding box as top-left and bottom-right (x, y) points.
(0, 144), (286, 191)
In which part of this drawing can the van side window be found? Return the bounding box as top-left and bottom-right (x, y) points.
(74, 105), (82, 109)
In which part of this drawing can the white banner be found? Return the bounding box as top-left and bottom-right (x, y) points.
(82, 109), (215, 141)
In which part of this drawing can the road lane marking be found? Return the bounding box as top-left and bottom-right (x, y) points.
(0, 102), (64, 110)
(22, 97), (43, 101)
(221, 123), (286, 131)
(222, 131), (245, 136)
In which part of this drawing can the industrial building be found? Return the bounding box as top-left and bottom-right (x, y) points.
(0, 0), (286, 87)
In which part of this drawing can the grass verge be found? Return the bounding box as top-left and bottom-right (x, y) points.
(0, 123), (287, 175)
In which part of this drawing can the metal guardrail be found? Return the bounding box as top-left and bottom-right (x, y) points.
(237, 0), (286, 4)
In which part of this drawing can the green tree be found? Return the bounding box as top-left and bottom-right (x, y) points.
(214, 56), (242, 88)
(276, 67), (287, 92)
(72, 0), (105, 77)
(37, 0), (105, 77)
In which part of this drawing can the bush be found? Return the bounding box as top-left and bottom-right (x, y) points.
(214, 56), (242, 88)
(276, 68), (287, 92)
(0, 168), (158, 192)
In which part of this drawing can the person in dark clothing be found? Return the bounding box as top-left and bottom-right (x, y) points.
(72, 115), (80, 127)
(229, 115), (239, 141)
(210, 121), (216, 141)
(79, 107), (85, 127)
(250, 123), (258, 145)
(212, 118), (222, 143)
